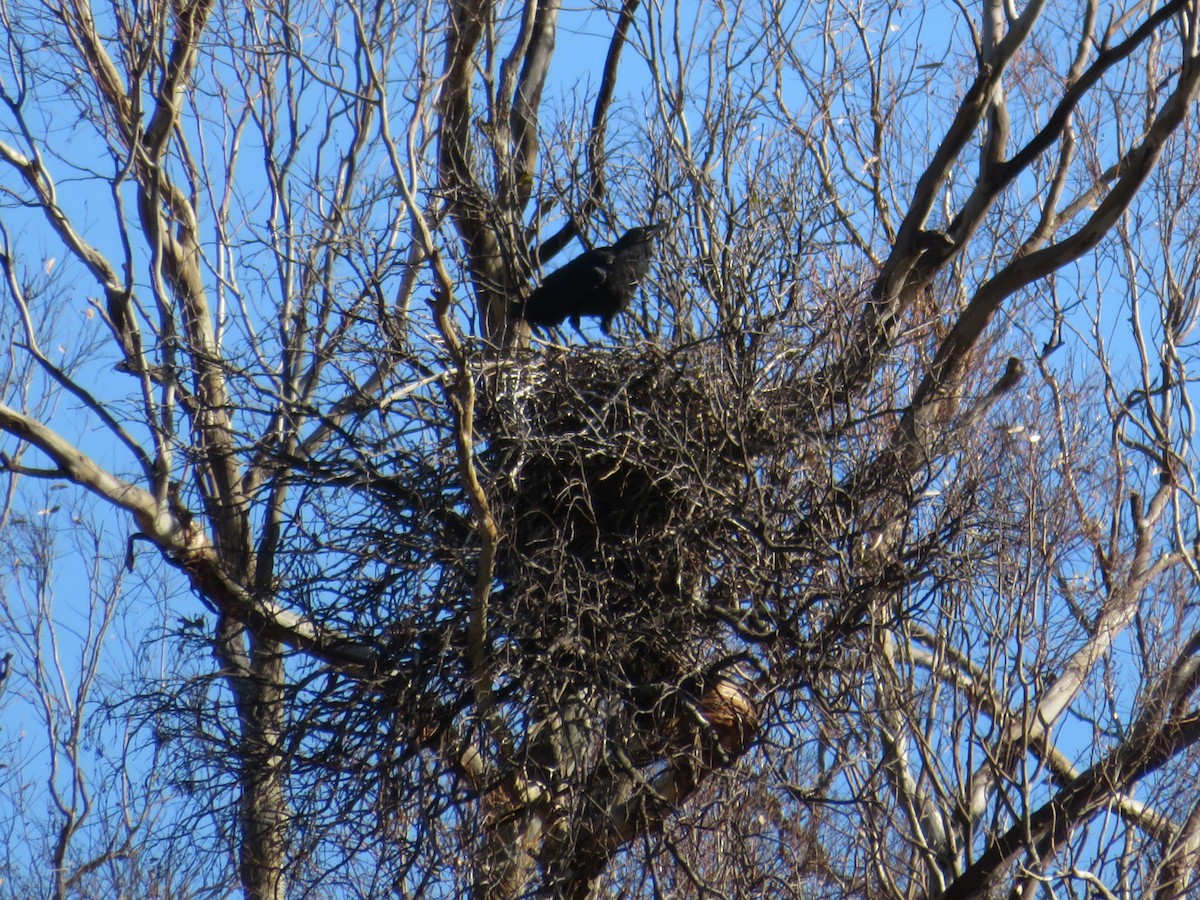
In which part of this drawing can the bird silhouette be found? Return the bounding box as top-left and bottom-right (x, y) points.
(516, 224), (665, 336)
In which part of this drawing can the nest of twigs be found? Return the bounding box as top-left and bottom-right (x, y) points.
(477, 342), (794, 697)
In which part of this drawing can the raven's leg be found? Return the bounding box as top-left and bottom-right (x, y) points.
(569, 315), (588, 340)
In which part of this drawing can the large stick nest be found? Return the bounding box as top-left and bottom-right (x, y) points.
(476, 342), (803, 690)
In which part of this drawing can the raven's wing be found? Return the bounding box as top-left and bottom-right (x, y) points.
(520, 247), (615, 328)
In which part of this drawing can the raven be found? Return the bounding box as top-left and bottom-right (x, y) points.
(516, 224), (665, 336)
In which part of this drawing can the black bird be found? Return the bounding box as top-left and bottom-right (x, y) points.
(516, 223), (665, 336)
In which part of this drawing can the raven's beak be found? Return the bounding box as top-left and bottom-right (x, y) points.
(644, 223), (668, 236)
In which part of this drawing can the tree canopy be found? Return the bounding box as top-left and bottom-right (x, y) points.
(2, 0), (1200, 896)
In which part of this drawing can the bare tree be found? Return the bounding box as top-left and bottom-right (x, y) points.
(2, 0), (1200, 896)
(0, 493), (213, 898)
